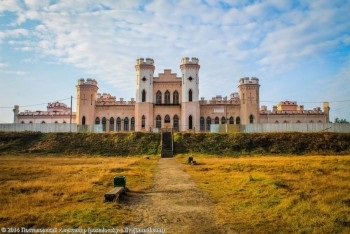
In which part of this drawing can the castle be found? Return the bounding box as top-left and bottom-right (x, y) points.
(14, 57), (330, 131)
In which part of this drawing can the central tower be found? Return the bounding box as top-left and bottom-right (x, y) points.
(180, 57), (200, 131)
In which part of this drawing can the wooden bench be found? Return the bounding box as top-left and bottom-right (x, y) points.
(104, 187), (125, 202)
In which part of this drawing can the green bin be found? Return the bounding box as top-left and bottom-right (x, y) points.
(114, 176), (126, 188)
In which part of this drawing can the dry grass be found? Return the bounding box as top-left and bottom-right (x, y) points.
(176, 154), (350, 233)
(0, 155), (158, 228)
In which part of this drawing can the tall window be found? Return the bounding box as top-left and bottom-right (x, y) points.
(156, 91), (162, 104)
(200, 117), (205, 131)
(95, 117), (100, 125)
(110, 117), (114, 131)
(141, 115), (146, 129)
(142, 90), (146, 102)
(102, 117), (106, 132)
(206, 116), (211, 130)
(215, 117), (219, 124)
(221, 116), (226, 124)
(164, 90), (170, 104)
(249, 115), (254, 124)
(236, 116), (241, 125)
(156, 115), (161, 129)
(189, 89), (193, 102)
(165, 114), (170, 123)
(173, 91), (179, 104)
(82, 116), (86, 125)
(173, 115), (179, 131)
(116, 117), (121, 131)
(124, 117), (129, 131)
(131, 117), (135, 131)
(229, 116), (234, 124)
(189, 115), (193, 129)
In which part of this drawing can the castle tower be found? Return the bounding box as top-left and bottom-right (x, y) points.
(323, 102), (330, 123)
(238, 77), (260, 125)
(135, 58), (155, 131)
(180, 57), (200, 131)
(76, 78), (98, 125)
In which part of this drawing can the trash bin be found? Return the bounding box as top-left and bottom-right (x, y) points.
(114, 176), (126, 188)
(188, 157), (193, 164)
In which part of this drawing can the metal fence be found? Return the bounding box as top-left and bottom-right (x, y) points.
(0, 124), (103, 133)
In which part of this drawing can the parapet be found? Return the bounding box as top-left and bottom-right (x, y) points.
(77, 78), (98, 86)
(181, 57), (199, 65)
(239, 77), (259, 84)
(136, 58), (154, 65)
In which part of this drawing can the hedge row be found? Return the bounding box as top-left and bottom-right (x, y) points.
(0, 132), (349, 155)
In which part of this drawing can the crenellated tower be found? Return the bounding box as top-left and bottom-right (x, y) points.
(180, 57), (200, 131)
(135, 58), (155, 131)
(238, 77), (260, 125)
(76, 78), (98, 125)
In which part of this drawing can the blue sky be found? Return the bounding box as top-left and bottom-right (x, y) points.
(0, 0), (349, 123)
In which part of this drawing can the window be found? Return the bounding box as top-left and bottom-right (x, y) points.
(221, 116), (226, 124)
(275, 120), (279, 123)
(63, 121), (66, 124)
(41, 121), (45, 124)
(82, 116), (86, 125)
(229, 116), (234, 124)
(156, 115), (161, 129)
(116, 117), (121, 131)
(124, 117), (129, 131)
(189, 115), (193, 129)
(200, 117), (205, 131)
(189, 89), (193, 102)
(206, 117), (211, 130)
(21, 121), (25, 124)
(29, 121), (33, 124)
(236, 117), (240, 125)
(95, 117), (100, 125)
(173, 115), (179, 131)
(215, 117), (219, 124)
(142, 90), (146, 102)
(165, 114), (170, 123)
(131, 117), (135, 131)
(54, 121), (58, 124)
(141, 115), (145, 129)
(156, 91), (162, 104)
(249, 115), (254, 124)
(164, 90), (170, 104)
(110, 117), (114, 131)
(173, 91), (179, 104)
(102, 117), (107, 131)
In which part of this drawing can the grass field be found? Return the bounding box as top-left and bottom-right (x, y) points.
(176, 154), (350, 233)
(0, 155), (158, 228)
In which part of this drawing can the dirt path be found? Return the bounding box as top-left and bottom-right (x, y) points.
(124, 158), (230, 233)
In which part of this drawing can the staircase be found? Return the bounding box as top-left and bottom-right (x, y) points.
(161, 129), (173, 158)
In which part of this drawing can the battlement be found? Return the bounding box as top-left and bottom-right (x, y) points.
(77, 78), (98, 86)
(96, 93), (135, 106)
(181, 57), (199, 65)
(136, 58), (154, 65)
(199, 93), (240, 105)
(239, 77), (259, 84)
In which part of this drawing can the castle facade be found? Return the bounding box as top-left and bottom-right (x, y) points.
(14, 57), (330, 131)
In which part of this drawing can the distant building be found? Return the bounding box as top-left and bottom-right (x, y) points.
(14, 57), (330, 131)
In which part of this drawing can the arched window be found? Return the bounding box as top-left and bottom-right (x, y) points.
(131, 117), (135, 131)
(206, 116), (211, 130)
(95, 117), (100, 125)
(236, 116), (241, 125)
(116, 117), (121, 131)
(215, 117), (219, 124)
(189, 115), (193, 129)
(141, 115), (146, 129)
(283, 120), (288, 123)
(229, 116), (234, 124)
(110, 117), (114, 131)
(124, 117), (129, 131)
(221, 116), (226, 124)
(173, 115), (179, 131)
(249, 115), (254, 124)
(156, 91), (162, 104)
(164, 114), (170, 123)
(310, 120), (314, 123)
(164, 90), (170, 104)
(275, 120), (279, 123)
(296, 120), (301, 123)
(82, 116), (86, 125)
(63, 121), (66, 124)
(156, 115), (161, 129)
(41, 121), (46, 124)
(21, 121), (25, 124)
(102, 117), (107, 131)
(173, 91), (179, 104)
(188, 89), (193, 102)
(200, 117), (205, 131)
(54, 121), (58, 124)
(142, 90), (146, 102)
(29, 121), (33, 124)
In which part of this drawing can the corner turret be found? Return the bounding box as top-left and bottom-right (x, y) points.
(76, 78), (99, 125)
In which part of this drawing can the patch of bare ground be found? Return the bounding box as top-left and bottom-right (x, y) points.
(124, 158), (234, 233)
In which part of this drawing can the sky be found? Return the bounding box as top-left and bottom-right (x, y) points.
(0, 0), (349, 123)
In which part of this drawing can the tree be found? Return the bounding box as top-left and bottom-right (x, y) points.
(334, 118), (349, 123)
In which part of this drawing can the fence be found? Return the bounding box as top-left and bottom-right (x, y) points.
(0, 124), (103, 133)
